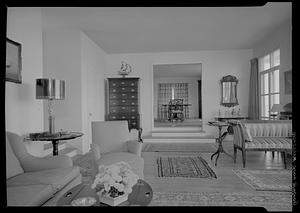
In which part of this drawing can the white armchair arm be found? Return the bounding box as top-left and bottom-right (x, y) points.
(20, 155), (73, 172)
(127, 140), (143, 157)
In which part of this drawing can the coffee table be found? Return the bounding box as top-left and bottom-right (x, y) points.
(57, 179), (153, 206)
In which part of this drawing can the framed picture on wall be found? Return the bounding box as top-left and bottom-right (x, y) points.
(6, 38), (22, 84)
(284, 70), (292, 94)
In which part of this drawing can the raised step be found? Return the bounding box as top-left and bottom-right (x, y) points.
(143, 135), (215, 143)
(151, 130), (207, 137)
(58, 147), (78, 158)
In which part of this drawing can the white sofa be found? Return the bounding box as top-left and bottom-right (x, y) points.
(6, 131), (82, 206)
(91, 121), (144, 179)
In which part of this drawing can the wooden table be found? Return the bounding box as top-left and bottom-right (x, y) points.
(208, 121), (233, 166)
(25, 132), (83, 156)
(57, 179), (153, 206)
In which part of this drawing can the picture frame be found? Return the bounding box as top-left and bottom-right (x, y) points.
(6, 38), (22, 84)
(284, 70), (292, 94)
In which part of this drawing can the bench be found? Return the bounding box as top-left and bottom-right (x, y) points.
(229, 120), (292, 168)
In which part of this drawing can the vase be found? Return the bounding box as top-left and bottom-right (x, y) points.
(99, 192), (128, 206)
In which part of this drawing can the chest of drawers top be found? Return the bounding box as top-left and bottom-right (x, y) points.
(107, 78), (139, 88)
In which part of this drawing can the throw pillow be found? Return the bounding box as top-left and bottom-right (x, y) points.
(6, 135), (24, 179)
(240, 123), (253, 142)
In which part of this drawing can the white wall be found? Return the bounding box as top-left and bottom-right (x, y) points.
(80, 32), (107, 153)
(253, 18), (292, 106)
(43, 29), (107, 154)
(42, 29), (83, 152)
(153, 77), (200, 119)
(106, 50), (253, 136)
(6, 8), (45, 156)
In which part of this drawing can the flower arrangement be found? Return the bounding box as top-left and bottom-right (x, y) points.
(91, 161), (139, 199)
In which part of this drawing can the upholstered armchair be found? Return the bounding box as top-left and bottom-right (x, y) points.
(91, 120), (144, 179)
(6, 131), (81, 206)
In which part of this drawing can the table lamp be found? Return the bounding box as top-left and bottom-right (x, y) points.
(270, 104), (283, 119)
(36, 78), (66, 134)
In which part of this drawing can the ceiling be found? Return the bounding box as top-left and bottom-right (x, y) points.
(41, 2), (292, 54)
(153, 63), (202, 78)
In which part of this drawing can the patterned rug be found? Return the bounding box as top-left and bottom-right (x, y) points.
(149, 191), (292, 211)
(233, 169), (292, 192)
(157, 156), (217, 178)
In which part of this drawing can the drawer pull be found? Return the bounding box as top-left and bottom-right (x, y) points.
(122, 100), (126, 103)
(131, 96), (135, 98)
(122, 88), (125, 90)
(122, 116), (126, 119)
(112, 83), (116, 86)
(112, 95), (116, 98)
(113, 103), (116, 105)
(112, 110), (116, 112)
(131, 89), (135, 92)
(112, 89), (116, 92)
(112, 116), (116, 119)
(121, 82), (125, 84)
(122, 94), (126, 96)
(131, 116), (135, 119)
(131, 83), (134, 86)
(122, 107), (126, 109)
(131, 102), (135, 105)
(131, 109), (136, 112)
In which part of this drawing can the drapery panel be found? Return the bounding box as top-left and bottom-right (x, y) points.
(157, 83), (172, 120)
(248, 58), (260, 120)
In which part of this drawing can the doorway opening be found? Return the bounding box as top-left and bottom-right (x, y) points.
(153, 63), (202, 128)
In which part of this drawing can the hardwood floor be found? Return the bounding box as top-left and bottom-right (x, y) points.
(142, 141), (292, 193)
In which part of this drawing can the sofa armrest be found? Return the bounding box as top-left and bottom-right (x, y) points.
(20, 155), (73, 172)
(91, 143), (101, 161)
(127, 140), (143, 157)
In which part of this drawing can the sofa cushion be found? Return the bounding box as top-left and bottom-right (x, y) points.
(96, 152), (144, 180)
(6, 135), (24, 179)
(245, 137), (292, 149)
(7, 166), (80, 194)
(7, 184), (53, 206)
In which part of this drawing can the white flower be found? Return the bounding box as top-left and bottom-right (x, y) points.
(91, 162), (139, 196)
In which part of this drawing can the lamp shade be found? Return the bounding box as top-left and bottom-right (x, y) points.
(36, 78), (65, 100)
(270, 104), (283, 113)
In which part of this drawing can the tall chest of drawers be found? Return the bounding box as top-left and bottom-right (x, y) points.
(106, 77), (140, 130)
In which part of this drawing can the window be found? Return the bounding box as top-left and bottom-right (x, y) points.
(259, 49), (280, 120)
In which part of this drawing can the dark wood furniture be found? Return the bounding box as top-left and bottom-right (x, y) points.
(168, 99), (184, 122)
(56, 179), (153, 206)
(208, 121), (233, 166)
(106, 78), (140, 131)
(25, 132), (83, 156)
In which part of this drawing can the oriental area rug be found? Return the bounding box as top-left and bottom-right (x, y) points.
(157, 156), (217, 179)
(149, 191), (292, 211)
(232, 169), (292, 192)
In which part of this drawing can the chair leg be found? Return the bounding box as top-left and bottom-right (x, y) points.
(242, 150), (246, 168)
(272, 151), (275, 158)
(282, 151), (287, 169)
(233, 146), (237, 163)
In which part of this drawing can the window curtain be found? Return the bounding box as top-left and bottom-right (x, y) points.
(157, 83), (172, 120)
(248, 58), (260, 120)
(174, 83), (189, 118)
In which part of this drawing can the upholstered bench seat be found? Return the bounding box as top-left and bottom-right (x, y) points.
(230, 120), (292, 168)
(245, 137), (292, 149)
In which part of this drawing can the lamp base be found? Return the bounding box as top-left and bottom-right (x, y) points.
(49, 116), (55, 134)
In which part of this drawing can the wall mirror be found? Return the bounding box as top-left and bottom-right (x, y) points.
(220, 75), (238, 107)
